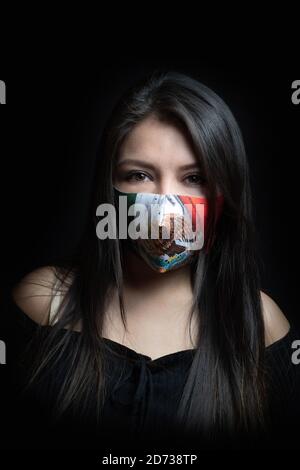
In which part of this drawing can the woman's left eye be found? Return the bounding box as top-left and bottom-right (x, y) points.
(184, 174), (206, 185)
(125, 171), (151, 182)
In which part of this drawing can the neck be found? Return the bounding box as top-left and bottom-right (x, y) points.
(103, 247), (200, 348)
(121, 247), (195, 312)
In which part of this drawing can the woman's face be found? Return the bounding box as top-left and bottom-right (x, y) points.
(113, 115), (207, 197)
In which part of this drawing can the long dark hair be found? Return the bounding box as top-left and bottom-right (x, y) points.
(25, 71), (268, 442)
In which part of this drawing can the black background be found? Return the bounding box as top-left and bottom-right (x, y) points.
(1, 58), (299, 321)
(0, 55), (299, 454)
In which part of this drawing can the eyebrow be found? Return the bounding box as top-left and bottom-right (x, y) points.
(116, 158), (201, 171)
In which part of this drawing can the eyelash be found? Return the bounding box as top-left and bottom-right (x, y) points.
(185, 173), (206, 185)
(125, 171), (206, 185)
(125, 171), (151, 182)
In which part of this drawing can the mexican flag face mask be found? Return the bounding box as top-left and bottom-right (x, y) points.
(113, 187), (224, 273)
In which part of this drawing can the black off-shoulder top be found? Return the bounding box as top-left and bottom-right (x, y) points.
(1, 289), (300, 451)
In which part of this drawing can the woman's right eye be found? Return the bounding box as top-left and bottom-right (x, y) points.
(125, 171), (152, 182)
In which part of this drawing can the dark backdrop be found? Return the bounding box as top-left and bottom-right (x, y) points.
(0, 57), (299, 452)
(1, 58), (299, 323)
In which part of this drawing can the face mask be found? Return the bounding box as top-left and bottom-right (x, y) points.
(113, 187), (224, 273)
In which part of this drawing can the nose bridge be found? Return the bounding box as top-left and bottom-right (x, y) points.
(156, 172), (177, 195)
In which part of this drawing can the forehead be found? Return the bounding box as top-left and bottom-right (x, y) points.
(118, 115), (200, 167)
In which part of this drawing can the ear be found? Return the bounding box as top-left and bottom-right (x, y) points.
(260, 291), (290, 347)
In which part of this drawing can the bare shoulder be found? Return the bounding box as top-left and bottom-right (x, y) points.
(260, 290), (291, 347)
(11, 266), (60, 325)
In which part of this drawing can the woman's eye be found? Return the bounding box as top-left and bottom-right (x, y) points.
(126, 171), (151, 182)
(184, 174), (206, 185)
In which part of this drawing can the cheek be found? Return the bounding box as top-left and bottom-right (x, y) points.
(179, 185), (207, 198)
(115, 181), (154, 194)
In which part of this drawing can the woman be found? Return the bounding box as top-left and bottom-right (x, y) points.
(10, 71), (299, 450)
